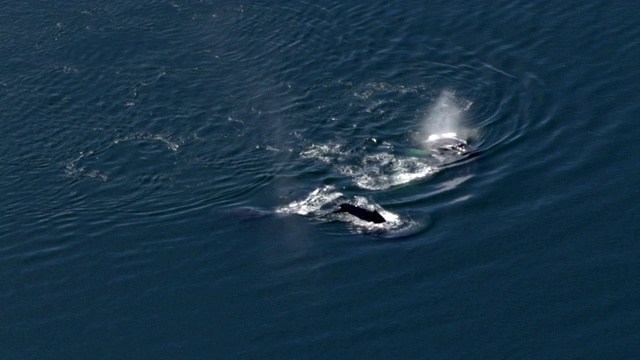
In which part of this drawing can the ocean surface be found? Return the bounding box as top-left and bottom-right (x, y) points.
(2, 0), (640, 358)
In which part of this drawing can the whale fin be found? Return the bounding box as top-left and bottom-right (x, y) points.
(332, 203), (386, 223)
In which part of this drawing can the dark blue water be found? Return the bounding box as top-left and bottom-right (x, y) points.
(2, 0), (640, 358)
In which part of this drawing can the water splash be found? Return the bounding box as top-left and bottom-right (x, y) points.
(411, 90), (475, 162)
(294, 90), (476, 193)
(420, 90), (471, 138)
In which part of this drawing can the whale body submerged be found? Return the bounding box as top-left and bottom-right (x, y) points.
(332, 203), (386, 223)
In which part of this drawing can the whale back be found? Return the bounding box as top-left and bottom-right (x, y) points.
(332, 203), (386, 223)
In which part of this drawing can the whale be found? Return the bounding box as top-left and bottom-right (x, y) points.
(332, 203), (386, 223)
(425, 132), (468, 155)
(405, 132), (472, 160)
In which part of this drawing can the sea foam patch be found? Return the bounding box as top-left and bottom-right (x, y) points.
(338, 153), (436, 190)
(275, 185), (342, 216)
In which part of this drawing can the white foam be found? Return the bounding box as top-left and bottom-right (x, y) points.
(113, 133), (180, 151)
(338, 153), (436, 190)
(64, 150), (108, 181)
(299, 143), (344, 163)
(275, 185), (342, 216)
